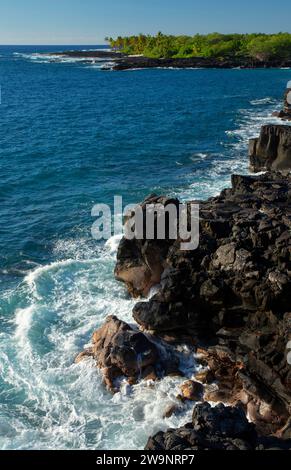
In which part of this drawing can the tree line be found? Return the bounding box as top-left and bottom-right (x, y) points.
(105, 32), (291, 61)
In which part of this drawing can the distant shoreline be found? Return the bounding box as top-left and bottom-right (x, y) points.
(46, 50), (291, 70)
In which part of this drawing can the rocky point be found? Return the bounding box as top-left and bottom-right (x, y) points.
(76, 112), (291, 448)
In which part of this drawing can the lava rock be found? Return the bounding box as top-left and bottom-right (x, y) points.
(114, 194), (179, 297)
(76, 315), (159, 392)
(116, 171), (291, 433)
(145, 403), (291, 450)
(249, 125), (291, 172)
(178, 380), (204, 401)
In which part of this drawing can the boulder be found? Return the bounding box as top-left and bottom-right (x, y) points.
(163, 403), (180, 419)
(194, 369), (215, 384)
(178, 380), (204, 401)
(76, 315), (159, 392)
(249, 125), (291, 172)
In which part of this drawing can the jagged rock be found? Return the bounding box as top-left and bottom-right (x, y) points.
(178, 380), (204, 401)
(145, 403), (291, 450)
(116, 172), (291, 432)
(212, 242), (236, 269)
(249, 125), (291, 172)
(115, 194), (179, 297)
(192, 403), (255, 439)
(75, 350), (94, 363)
(76, 315), (159, 392)
(194, 369), (215, 384)
(163, 403), (179, 419)
(284, 84), (291, 114)
(111, 56), (291, 71)
(272, 110), (291, 121)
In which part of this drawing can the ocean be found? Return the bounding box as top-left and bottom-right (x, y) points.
(0, 45), (290, 449)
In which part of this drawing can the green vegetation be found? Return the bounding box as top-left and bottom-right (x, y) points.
(105, 33), (291, 60)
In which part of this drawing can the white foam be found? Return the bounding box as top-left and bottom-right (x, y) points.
(2, 74), (284, 450)
(250, 97), (276, 106)
(0, 232), (199, 449)
(14, 52), (115, 66)
(105, 234), (123, 254)
(14, 305), (35, 346)
(173, 96), (285, 202)
(190, 153), (208, 161)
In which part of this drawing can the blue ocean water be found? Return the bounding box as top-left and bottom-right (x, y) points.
(0, 45), (290, 449)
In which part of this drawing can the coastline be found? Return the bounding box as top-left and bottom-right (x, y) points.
(76, 86), (291, 449)
(1, 46), (291, 450)
(46, 50), (291, 70)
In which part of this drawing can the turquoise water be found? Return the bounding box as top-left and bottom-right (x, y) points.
(0, 45), (290, 449)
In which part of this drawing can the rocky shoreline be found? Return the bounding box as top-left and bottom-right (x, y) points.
(109, 56), (291, 72)
(77, 85), (291, 449)
(47, 50), (291, 70)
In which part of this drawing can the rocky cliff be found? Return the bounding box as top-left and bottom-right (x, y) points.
(77, 169), (291, 445)
(76, 115), (291, 448)
(249, 125), (291, 172)
(118, 172), (291, 438)
(146, 402), (291, 450)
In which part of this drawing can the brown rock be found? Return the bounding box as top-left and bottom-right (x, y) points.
(142, 365), (158, 382)
(179, 380), (204, 401)
(78, 315), (159, 392)
(74, 349), (94, 363)
(195, 369), (215, 384)
(163, 403), (179, 419)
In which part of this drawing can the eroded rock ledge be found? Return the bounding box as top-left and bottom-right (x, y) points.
(146, 402), (291, 450)
(46, 51), (291, 71)
(114, 171), (291, 437)
(76, 162), (291, 446)
(76, 315), (181, 392)
(249, 125), (291, 172)
(114, 195), (179, 297)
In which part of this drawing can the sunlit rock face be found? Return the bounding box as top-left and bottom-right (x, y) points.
(75, 315), (159, 392)
(75, 315), (181, 393)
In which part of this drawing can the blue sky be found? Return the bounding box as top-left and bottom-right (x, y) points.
(0, 0), (290, 44)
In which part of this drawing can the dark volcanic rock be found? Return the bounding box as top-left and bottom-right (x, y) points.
(273, 109), (291, 121)
(45, 50), (291, 70)
(75, 315), (160, 392)
(145, 403), (291, 450)
(249, 125), (291, 172)
(116, 172), (291, 432)
(111, 56), (291, 71)
(114, 194), (179, 297)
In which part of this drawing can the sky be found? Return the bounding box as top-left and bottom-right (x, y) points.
(0, 0), (290, 45)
